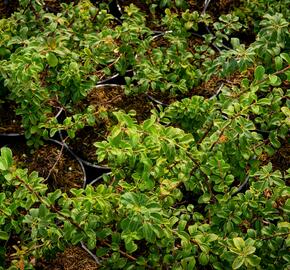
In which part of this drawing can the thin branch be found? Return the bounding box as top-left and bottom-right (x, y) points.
(209, 83), (224, 100)
(16, 175), (85, 234)
(102, 240), (137, 261)
(197, 121), (214, 144)
(47, 138), (87, 187)
(81, 241), (101, 265)
(146, 94), (169, 106)
(259, 232), (290, 241)
(231, 175), (250, 196)
(90, 172), (112, 186)
(256, 65), (290, 85)
(45, 142), (64, 181)
(0, 208), (12, 219)
(202, 0), (212, 15)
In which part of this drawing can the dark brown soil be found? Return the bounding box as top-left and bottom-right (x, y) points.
(0, 0), (19, 18)
(0, 0), (78, 18)
(68, 84), (153, 161)
(4, 140), (84, 191)
(188, 67), (255, 99)
(147, 74), (224, 104)
(119, 0), (241, 26)
(188, 0), (241, 16)
(36, 246), (98, 270)
(30, 144), (84, 191)
(66, 124), (109, 162)
(147, 75), (223, 106)
(81, 84), (153, 121)
(269, 136), (290, 173)
(0, 101), (23, 134)
(205, 0), (241, 17)
(148, 91), (181, 105)
(119, 0), (166, 31)
(258, 135), (290, 178)
(43, 0), (79, 14)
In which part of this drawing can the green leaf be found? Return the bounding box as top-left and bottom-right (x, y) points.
(198, 193), (211, 204)
(280, 53), (290, 64)
(188, 224), (197, 235)
(1, 147), (13, 168)
(0, 147), (13, 171)
(269, 131), (281, 148)
(0, 47), (11, 57)
(87, 230), (97, 250)
(233, 237), (245, 251)
(254, 66), (265, 81)
(0, 231), (9, 241)
(89, 6), (97, 17)
(257, 98), (271, 106)
(48, 189), (62, 204)
(232, 256), (245, 269)
(231, 38), (240, 49)
(48, 128), (58, 137)
(0, 159), (7, 171)
(181, 256), (196, 270)
(0, 193), (5, 203)
(71, 231), (84, 244)
(268, 74), (278, 85)
(96, 247), (109, 257)
(67, 130), (76, 139)
(178, 220), (187, 232)
(275, 56), (283, 70)
(207, 233), (219, 242)
(143, 223), (154, 242)
(39, 204), (47, 218)
(246, 255), (261, 267)
(243, 245), (256, 255)
(125, 239), (138, 253)
(30, 125), (39, 134)
(46, 52), (58, 67)
(143, 116), (156, 131)
(199, 252), (209, 265)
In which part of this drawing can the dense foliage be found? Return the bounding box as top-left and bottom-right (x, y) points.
(0, 0), (289, 269)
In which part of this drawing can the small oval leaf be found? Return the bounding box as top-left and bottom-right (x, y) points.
(46, 52), (58, 67)
(232, 256), (245, 269)
(254, 65), (265, 81)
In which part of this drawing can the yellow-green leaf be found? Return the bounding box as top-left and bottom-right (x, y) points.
(232, 256), (245, 269)
(46, 52), (58, 67)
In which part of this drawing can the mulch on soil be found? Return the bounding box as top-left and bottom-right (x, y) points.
(85, 84), (153, 121)
(29, 143), (84, 191)
(36, 246), (99, 270)
(269, 135), (290, 174)
(1, 140), (84, 191)
(0, 101), (23, 134)
(68, 84), (154, 161)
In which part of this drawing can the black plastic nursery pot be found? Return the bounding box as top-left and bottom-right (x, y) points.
(0, 132), (25, 146)
(52, 135), (111, 188)
(0, 106), (65, 141)
(64, 84), (124, 163)
(0, 135), (86, 192)
(80, 158), (111, 187)
(45, 138), (86, 188)
(34, 138), (87, 190)
(96, 69), (133, 85)
(0, 127), (110, 190)
(0, 99), (24, 136)
(0, 0), (19, 18)
(66, 82), (154, 160)
(108, 0), (122, 20)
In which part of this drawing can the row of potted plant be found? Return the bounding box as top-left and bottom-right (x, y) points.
(0, 0), (255, 146)
(0, 0), (289, 269)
